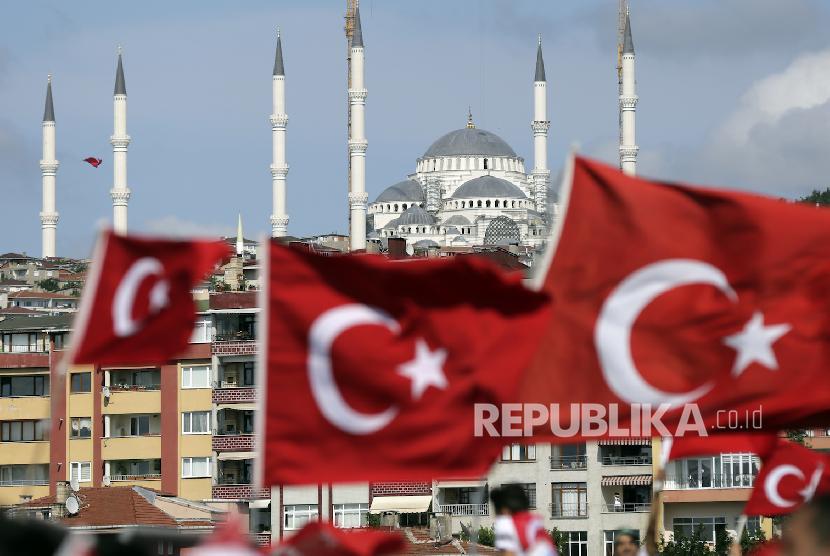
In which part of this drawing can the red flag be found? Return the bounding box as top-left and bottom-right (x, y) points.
(270, 522), (404, 556)
(71, 231), (230, 365)
(747, 540), (782, 556)
(520, 155), (830, 438)
(661, 433), (779, 465)
(259, 242), (551, 485)
(744, 440), (830, 516)
(186, 512), (259, 556)
(83, 157), (102, 167)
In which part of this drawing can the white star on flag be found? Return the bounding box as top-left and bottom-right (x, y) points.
(397, 339), (448, 400)
(723, 311), (791, 377)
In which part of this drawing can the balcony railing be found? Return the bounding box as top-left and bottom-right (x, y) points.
(550, 455), (588, 470)
(664, 473), (757, 490)
(212, 387), (256, 404)
(215, 332), (256, 342)
(110, 473), (161, 481)
(109, 384), (160, 392)
(212, 433), (255, 452)
(601, 455), (652, 466)
(0, 479), (49, 486)
(212, 339), (258, 356)
(601, 502), (651, 513)
(436, 504), (488, 516)
(211, 484), (270, 500)
(549, 503), (588, 518)
(0, 346), (47, 354)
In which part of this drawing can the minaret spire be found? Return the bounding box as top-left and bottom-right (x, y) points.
(40, 75), (59, 258)
(532, 38), (550, 215)
(236, 213), (244, 255)
(466, 107), (476, 129)
(111, 47), (131, 233)
(270, 28), (289, 237)
(348, 6), (368, 250)
(619, 11), (638, 175)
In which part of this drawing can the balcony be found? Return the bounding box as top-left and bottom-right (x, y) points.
(212, 386), (256, 404)
(601, 455), (652, 466)
(550, 455), (588, 470)
(213, 434), (255, 452)
(110, 473), (161, 481)
(601, 502), (651, 513)
(212, 337), (258, 356)
(0, 352), (49, 368)
(664, 473), (757, 490)
(549, 503), (588, 519)
(211, 484), (270, 500)
(0, 479), (49, 487)
(435, 504), (488, 516)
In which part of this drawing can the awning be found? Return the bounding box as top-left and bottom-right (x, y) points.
(435, 480), (487, 489)
(598, 439), (651, 446)
(249, 499), (271, 509)
(216, 403), (257, 411)
(217, 451), (255, 461)
(601, 475), (653, 486)
(369, 495), (432, 514)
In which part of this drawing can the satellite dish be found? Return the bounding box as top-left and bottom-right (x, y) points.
(69, 477), (79, 492)
(102, 475), (111, 486)
(64, 495), (79, 516)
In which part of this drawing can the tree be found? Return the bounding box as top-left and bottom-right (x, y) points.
(37, 278), (60, 292)
(740, 526), (766, 554)
(656, 525), (711, 556)
(798, 188), (830, 206)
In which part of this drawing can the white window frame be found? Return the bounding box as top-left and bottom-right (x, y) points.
(332, 503), (369, 528)
(181, 365), (211, 389)
(190, 317), (212, 344)
(70, 461), (91, 483)
(284, 504), (318, 530)
(561, 531), (588, 556)
(182, 411), (211, 434)
(181, 457), (211, 478)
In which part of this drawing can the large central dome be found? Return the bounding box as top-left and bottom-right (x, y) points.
(423, 128), (517, 158)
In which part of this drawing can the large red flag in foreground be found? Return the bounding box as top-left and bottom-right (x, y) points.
(259, 242), (551, 485)
(744, 440), (830, 516)
(270, 522), (405, 556)
(520, 155), (830, 437)
(72, 231), (230, 365)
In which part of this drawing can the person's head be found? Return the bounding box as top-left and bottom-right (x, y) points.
(613, 530), (639, 556)
(489, 484), (530, 516)
(783, 495), (830, 556)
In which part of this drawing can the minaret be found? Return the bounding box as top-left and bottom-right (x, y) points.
(111, 47), (131, 234)
(348, 7), (368, 251)
(619, 12), (638, 175)
(40, 75), (59, 258)
(531, 36), (550, 214)
(270, 29), (289, 237)
(236, 213), (244, 256)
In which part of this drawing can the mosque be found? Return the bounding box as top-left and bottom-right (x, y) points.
(35, 6), (639, 257)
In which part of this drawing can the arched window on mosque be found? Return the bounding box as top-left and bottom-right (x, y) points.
(402, 204), (408, 210)
(486, 200), (491, 208)
(477, 200), (482, 208)
(494, 200), (500, 208)
(483, 158), (488, 170)
(394, 204), (399, 211)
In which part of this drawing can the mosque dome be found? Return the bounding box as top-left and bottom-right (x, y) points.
(413, 239), (440, 249)
(397, 205), (436, 226)
(374, 179), (424, 203)
(442, 215), (472, 226)
(451, 176), (527, 199)
(423, 128), (517, 158)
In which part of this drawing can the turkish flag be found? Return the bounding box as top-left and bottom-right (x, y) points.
(259, 242), (551, 485)
(270, 522), (404, 556)
(71, 231), (230, 365)
(744, 440), (830, 516)
(662, 433), (779, 465)
(521, 155), (830, 437)
(83, 157), (102, 168)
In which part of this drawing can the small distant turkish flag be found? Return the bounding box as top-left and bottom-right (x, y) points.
(260, 242), (551, 485)
(71, 231), (230, 365)
(271, 522), (405, 556)
(83, 157), (102, 167)
(744, 440), (830, 516)
(662, 433), (779, 465)
(521, 155), (830, 437)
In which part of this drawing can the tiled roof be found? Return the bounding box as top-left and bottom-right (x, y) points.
(8, 290), (77, 299)
(0, 307), (41, 315)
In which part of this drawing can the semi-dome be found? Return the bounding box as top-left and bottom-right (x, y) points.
(374, 179), (424, 203)
(397, 205), (436, 226)
(442, 215), (472, 226)
(423, 128), (517, 158)
(451, 176), (527, 199)
(383, 217), (400, 229)
(413, 239), (440, 249)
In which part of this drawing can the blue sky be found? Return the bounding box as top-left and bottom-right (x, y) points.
(3, 0), (830, 256)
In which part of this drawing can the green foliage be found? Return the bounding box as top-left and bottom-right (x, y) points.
(548, 528), (567, 554)
(37, 278), (60, 292)
(657, 525), (712, 556)
(366, 513), (380, 528)
(740, 526), (767, 554)
(786, 429), (808, 446)
(476, 525), (495, 547)
(799, 188), (830, 206)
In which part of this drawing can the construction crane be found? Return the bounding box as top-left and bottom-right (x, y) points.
(616, 0), (628, 155)
(345, 0), (359, 240)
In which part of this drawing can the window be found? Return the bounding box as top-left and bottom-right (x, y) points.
(1, 419), (49, 441)
(70, 372), (91, 393)
(519, 483), (536, 509)
(190, 317), (212, 343)
(242, 362), (255, 387)
(333, 503), (368, 528)
(182, 411), (210, 434)
(744, 516), (761, 536)
(551, 443), (587, 469)
(53, 333), (67, 350)
(284, 504), (318, 530)
(182, 366), (210, 389)
(668, 454), (761, 489)
(182, 457), (211, 478)
(604, 531), (640, 556)
(560, 531), (587, 556)
(0, 464), (49, 486)
(502, 444), (536, 462)
(1, 333), (46, 353)
(130, 415), (151, 436)
(70, 462), (91, 483)
(673, 517), (727, 545)
(0, 375), (49, 397)
(70, 417), (91, 439)
(551, 483), (587, 518)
